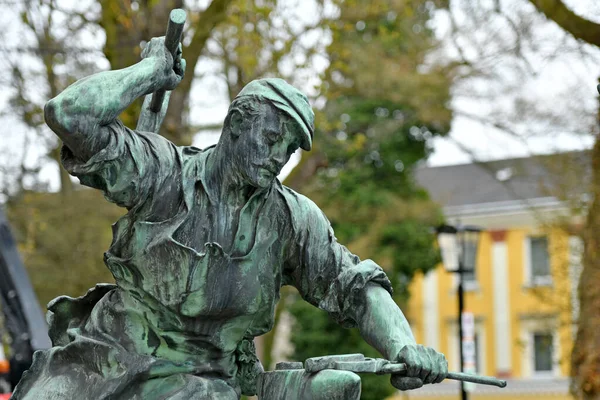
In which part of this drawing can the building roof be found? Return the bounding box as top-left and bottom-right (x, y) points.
(414, 151), (589, 209)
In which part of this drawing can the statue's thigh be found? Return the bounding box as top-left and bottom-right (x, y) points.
(258, 369), (361, 400)
(10, 348), (107, 400)
(126, 374), (239, 400)
(12, 347), (239, 400)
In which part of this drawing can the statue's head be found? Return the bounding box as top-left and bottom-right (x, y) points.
(222, 78), (314, 188)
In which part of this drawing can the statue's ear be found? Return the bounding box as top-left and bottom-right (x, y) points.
(229, 110), (243, 139)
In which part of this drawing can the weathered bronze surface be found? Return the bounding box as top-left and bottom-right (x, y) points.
(11, 27), (450, 400)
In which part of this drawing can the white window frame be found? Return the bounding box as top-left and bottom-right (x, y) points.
(569, 236), (583, 339)
(447, 319), (486, 375)
(523, 235), (552, 287)
(450, 261), (480, 293)
(520, 318), (560, 378)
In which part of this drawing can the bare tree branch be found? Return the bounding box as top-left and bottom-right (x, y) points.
(528, 0), (600, 47)
(453, 109), (528, 140)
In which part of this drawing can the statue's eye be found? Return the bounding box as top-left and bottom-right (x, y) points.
(265, 130), (280, 144)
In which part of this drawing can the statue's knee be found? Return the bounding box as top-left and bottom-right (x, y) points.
(309, 370), (361, 400)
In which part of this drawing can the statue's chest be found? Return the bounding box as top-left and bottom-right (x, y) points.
(122, 188), (282, 319)
(171, 205), (279, 318)
(175, 196), (259, 258)
(178, 242), (268, 318)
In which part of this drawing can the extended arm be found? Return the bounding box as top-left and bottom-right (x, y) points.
(353, 283), (415, 360)
(285, 192), (447, 390)
(354, 283), (447, 390)
(44, 37), (183, 161)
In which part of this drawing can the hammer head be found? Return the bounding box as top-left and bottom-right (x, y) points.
(304, 354), (365, 373)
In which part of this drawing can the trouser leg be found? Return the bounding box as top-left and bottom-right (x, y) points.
(11, 343), (240, 400)
(119, 373), (239, 400)
(10, 348), (110, 400)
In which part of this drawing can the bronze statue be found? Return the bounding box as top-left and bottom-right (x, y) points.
(11, 10), (505, 400)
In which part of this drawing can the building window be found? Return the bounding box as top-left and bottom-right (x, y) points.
(533, 332), (554, 373)
(462, 267), (476, 284)
(526, 236), (552, 286)
(475, 333), (483, 373)
(449, 321), (485, 375)
(531, 237), (550, 277)
(521, 319), (559, 377)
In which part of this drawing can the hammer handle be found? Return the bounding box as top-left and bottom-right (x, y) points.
(149, 8), (186, 113)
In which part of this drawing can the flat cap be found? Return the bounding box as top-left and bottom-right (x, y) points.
(235, 78), (314, 151)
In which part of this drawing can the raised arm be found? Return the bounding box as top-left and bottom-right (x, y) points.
(44, 37), (184, 161)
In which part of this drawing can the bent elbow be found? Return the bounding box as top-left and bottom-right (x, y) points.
(44, 96), (75, 137)
(44, 98), (62, 132)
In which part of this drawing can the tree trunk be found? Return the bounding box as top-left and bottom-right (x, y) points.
(571, 114), (600, 399)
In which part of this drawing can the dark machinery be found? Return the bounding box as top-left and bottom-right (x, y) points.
(0, 207), (51, 391)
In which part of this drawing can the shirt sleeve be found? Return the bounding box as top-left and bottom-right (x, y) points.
(283, 191), (393, 328)
(60, 120), (181, 210)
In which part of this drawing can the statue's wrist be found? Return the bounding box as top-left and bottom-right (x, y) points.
(388, 341), (416, 362)
(137, 58), (168, 94)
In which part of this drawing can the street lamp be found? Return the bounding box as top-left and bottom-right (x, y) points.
(437, 224), (482, 400)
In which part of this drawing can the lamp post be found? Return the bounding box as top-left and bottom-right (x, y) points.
(437, 225), (482, 400)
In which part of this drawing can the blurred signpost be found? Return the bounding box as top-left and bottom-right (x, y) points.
(462, 311), (476, 392)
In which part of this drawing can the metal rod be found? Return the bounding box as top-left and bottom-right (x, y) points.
(447, 371), (507, 388)
(458, 262), (467, 400)
(149, 9), (186, 113)
(378, 361), (506, 388)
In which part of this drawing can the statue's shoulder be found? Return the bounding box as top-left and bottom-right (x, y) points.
(275, 183), (324, 225)
(179, 144), (213, 178)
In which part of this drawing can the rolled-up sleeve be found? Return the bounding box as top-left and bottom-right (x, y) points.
(283, 192), (393, 328)
(60, 120), (180, 210)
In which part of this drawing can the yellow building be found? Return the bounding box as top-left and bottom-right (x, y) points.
(393, 155), (584, 400)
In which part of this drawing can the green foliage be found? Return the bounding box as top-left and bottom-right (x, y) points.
(208, 0), (323, 100)
(5, 190), (121, 307)
(287, 1), (450, 399)
(294, 0), (449, 294)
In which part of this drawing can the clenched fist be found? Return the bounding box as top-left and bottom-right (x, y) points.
(391, 344), (448, 391)
(141, 36), (186, 91)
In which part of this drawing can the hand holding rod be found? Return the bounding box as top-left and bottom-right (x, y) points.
(304, 355), (507, 388)
(149, 8), (186, 113)
(378, 363), (507, 388)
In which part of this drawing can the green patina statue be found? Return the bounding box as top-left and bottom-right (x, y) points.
(11, 32), (450, 399)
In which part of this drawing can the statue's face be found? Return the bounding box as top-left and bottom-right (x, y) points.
(233, 102), (300, 188)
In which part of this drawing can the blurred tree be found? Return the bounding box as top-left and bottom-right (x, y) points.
(504, 6), (600, 396)
(206, 0), (326, 99)
(4, 191), (121, 307)
(282, 1), (451, 398)
(439, 1), (600, 398)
